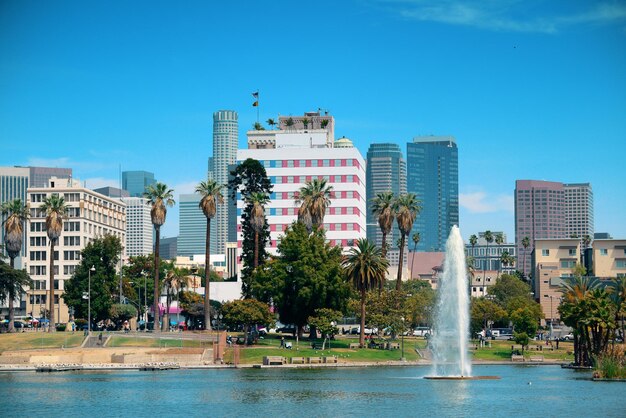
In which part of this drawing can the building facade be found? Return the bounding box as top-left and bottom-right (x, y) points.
(236, 129), (366, 258)
(365, 143), (407, 253)
(564, 183), (594, 240)
(160, 237), (178, 260)
(25, 178), (126, 323)
(212, 110), (238, 254)
(122, 171), (156, 198)
(178, 193), (217, 256)
(121, 197), (153, 257)
(465, 232), (517, 274)
(591, 239), (626, 279)
(406, 136), (458, 252)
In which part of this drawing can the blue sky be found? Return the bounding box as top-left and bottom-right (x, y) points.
(1, 0), (625, 241)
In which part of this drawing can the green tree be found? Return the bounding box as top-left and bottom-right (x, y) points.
(393, 193), (420, 290)
(499, 250), (514, 277)
(410, 232), (420, 279)
(196, 179), (224, 331)
(403, 280), (435, 327)
(295, 178), (333, 232)
(253, 121), (265, 130)
(229, 158), (273, 297)
(109, 303), (137, 324)
(266, 118), (277, 128)
(488, 273), (533, 308)
(510, 305), (540, 337)
(308, 308), (342, 349)
(63, 235), (123, 324)
(41, 194), (69, 331)
(1, 199), (29, 332)
(221, 299), (274, 344)
(482, 231), (494, 296)
(253, 222), (349, 337)
(365, 289), (410, 338)
(371, 191), (395, 258)
(144, 182), (175, 331)
(343, 238), (389, 347)
(0, 260), (32, 329)
(470, 297), (506, 337)
(162, 267), (189, 330)
(247, 192), (270, 269)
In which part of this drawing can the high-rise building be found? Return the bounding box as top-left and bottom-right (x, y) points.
(366, 143), (406, 251)
(212, 110), (238, 254)
(93, 187), (130, 199)
(26, 177), (126, 323)
(160, 237), (178, 260)
(406, 136), (459, 252)
(514, 180), (594, 278)
(237, 124), (366, 260)
(0, 166), (72, 260)
(122, 171), (156, 198)
(178, 193), (217, 256)
(564, 183), (594, 240)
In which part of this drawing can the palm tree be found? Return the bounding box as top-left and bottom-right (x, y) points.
(521, 236), (530, 280)
(1, 199), (29, 332)
(483, 231), (494, 296)
(499, 250), (513, 277)
(246, 192), (269, 269)
(253, 121), (265, 131)
(582, 235), (592, 274)
(266, 118), (277, 129)
(284, 117), (294, 129)
(144, 182), (175, 332)
(196, 179), (224, 332)
(343, 239), (388, 348)
(40, 194), (69, 332)
(410, 232), (420, 280)
(162, 268), (189, 332)
(371, 192), (395, 258)
(0, 260), (32, 330)
(295, 178), (333, 232)
(393, 193), (420, 290)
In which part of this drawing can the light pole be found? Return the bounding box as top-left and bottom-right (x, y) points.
(401, 316), (406, 362)
(88, 265), (95, 334)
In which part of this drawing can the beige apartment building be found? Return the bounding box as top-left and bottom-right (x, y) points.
(26, 177), (126, 323)
(591, 239), (626, 279)
(533, 238), (581, 326)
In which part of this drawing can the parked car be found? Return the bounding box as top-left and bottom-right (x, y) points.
(276, 325), (296, 334)
(413, 327), (431, 337)
(561, 333), (574, 341)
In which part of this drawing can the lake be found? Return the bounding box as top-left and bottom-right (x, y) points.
(0, 365), (622, 417)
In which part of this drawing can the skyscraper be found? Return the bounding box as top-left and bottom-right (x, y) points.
(178, 193), (217, 256)
(212, 110), (238, 254)
(122, 171), (156, 198)
(406, 136), (459, 252)
(564, 183), (594, 241)
(366, 143), (406, 252)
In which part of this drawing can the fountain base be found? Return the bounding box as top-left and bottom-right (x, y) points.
(424, 376), (500, 380)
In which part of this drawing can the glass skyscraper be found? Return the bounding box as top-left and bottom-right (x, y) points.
(212, 110), (238, 254)
(406, 136), (459, 252)
(122, 170), (156, 198)
(366, 143), (406, 250)
(178, 193), (217, 256)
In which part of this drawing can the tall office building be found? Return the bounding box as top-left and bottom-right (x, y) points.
(564, 183), (594, 241)
(212, 110), (238, 254)
(0, 166), (72, 259)
(122, 171), (156, 198)
(406, 136), (459, 252)
(178, 193), (217, 256)
(514, 180), (567, 277)
(26, 177), (126, 322)
(366, 143), (406, 252)
(160, 237), (178, 260)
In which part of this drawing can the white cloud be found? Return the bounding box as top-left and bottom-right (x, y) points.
(385, 0), (626, 33)
(460, 191), (513, 213)
(171, 181), (198, 197)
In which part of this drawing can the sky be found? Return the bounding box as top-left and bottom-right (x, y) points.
(1, 0), (625, 241)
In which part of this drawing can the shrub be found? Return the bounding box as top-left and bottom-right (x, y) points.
(56, 324), (67, 332)
(595, 346), (626, 379)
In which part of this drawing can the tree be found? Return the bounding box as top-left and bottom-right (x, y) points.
(221, 299), (274, 344)
(0, 260), (32, 328)
(343, 238), (389, 347)
(253, 222), (349, 337)
(162, 268), (189, 331)
(1, 199), (29, 332)
(229, 158), (273, 297)
(499, 251), (514, 277)
(143, 182), (175, 332)
(609, 277), (626, 343)
(266, 118), (277, 129)
(284, 117), (295, 129)
(410, 232), (420, 279)
(482, 231), (494, 296)
(121, 254), (165, 315)
(196, 179), (224, 331)
(63, 235), (123, 324)
(253, 121), (265, 130)
(302, 117), (309, 129)
(393, 193), (420, 290)
(246, 192), (270, 269)
(109, 303), (137, 325)
(371, 191), (395, 258)
(470, 297), (506, 337)
(308, 308), (342, 350)
(488, 273), (532, 308)
(295, 178), (333, 232)
(365, 289), (411, 338)
(41, 194), (69, 331)
(495, 233), (504, 275)
(521, 236), (530, 279)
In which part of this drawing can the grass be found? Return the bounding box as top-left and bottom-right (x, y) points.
(469, 339), (574, 362)
(0, 332), (84, 353)
(108, 336), (205, 348)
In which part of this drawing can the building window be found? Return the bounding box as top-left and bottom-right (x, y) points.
(600, 249), (608, 256)
(568, 249), (576, 256)
(542, 249), (550, 256)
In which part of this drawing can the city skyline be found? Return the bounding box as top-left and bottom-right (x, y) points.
(2, 1), (625, 241)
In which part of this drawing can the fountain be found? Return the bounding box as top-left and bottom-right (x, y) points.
(425, 225), (499, 380)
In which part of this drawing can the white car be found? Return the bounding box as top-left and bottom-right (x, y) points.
(413, 327), (431, 337)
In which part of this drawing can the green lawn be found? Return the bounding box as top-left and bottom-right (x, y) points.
(469, 339), (574, 362)
(0, 332), (84, 352)
(107, 336), (206, 348)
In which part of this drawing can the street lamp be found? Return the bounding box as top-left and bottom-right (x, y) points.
(88, 265), (95, 334)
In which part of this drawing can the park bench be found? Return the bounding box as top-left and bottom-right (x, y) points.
(263, 356), (285, 366)
(529, 355), (544, 362)
(307, 357), (322, 364)
(387, 342), (400, 350)
(323, 356), (338, 363)
(349, 343), (360, 349)
(290, 357), (305, 364)
(511, 354), (524, 362)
